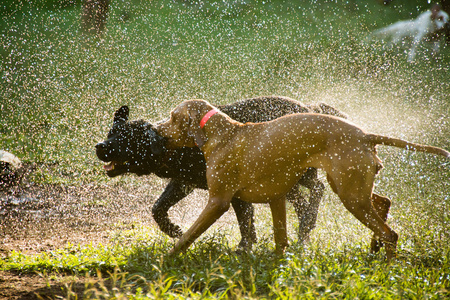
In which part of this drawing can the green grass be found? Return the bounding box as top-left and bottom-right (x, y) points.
(1, 0), (449, 298)
(1, 226), (449, 298)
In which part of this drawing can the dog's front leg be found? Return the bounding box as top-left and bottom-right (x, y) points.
(431, 40), (441, 58)
(170, 194), (232, 255)
(270, 196), (289, 255)
(231, 198), (257, 250)
(408, 33), (425, 62)
(152, 180), (194, 238)
(294, 168), (325, 242)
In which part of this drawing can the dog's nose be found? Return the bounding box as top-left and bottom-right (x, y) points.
(95, 142), (112, 161)
(95, 142), (107, 150)
(95, 142), (109, 159)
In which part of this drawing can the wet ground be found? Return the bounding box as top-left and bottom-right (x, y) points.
(0, 179), (162, 299)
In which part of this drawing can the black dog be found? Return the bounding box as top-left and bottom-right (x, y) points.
(96, 96), (347, 249)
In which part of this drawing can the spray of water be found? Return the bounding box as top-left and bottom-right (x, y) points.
(0, 0), (448, 255)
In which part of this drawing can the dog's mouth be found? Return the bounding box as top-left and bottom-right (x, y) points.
(103, 161), (127, 172)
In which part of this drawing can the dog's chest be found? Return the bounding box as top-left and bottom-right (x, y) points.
(233, 169), (304, 203)
(207, 146), (309, 203)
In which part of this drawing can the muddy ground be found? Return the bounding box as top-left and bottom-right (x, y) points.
(0, 178), (166, 299)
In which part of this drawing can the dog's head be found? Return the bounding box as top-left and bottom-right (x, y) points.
(431, 4), (449, 30)
(156, 100), (216, 149)
(95, 106), (167, 177)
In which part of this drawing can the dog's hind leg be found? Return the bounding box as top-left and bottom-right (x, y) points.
(290, 168), (325, 243)
(370, 193), (392, 253)
(339, 191), (398, 262)
(152, 180), (194, 238)
(327, 164), (398, 262)
(231, 198), (257, 250)
(270, 196), (289, 255)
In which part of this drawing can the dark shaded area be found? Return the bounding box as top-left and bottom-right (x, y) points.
(0, 179), (159, 255)
(81, 0), (110, 34)
(0, 270), (118, 300)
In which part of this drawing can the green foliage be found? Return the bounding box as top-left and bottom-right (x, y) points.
(3, 242), (127, 274)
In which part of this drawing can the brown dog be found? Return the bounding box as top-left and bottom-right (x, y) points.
(156, 99), (449, 261)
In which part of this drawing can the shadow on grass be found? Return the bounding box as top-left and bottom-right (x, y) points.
(2, 230), (449, 299)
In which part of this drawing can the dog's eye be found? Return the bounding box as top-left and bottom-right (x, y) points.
(438, 16), (443, 21)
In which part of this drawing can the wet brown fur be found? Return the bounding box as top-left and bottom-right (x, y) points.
(157, 99), (449, 261)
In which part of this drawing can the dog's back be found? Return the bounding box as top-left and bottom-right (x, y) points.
(220, 96), (346, 123)
(231, 113), (363, 166)
(220, 96), (311, 123)
(372, 6), (449, 41)
(373, 11), (433, 41)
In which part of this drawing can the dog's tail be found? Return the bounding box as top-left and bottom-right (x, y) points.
(367, 134), (450, 158)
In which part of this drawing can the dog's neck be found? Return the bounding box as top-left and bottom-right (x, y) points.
(199, 111), (241, 154)
(200, 109), (220, 129)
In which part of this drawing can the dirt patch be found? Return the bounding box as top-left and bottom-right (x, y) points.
(1, 271), (72, 299)
(0, 269), (121, 299)
(0, 178), (164, 299)
(1, 184), (159, 252)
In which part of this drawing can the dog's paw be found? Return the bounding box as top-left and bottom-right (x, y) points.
(370, 237), (383, 253)
(236, 238), (254, 252)
(167, 225), (183, 238)
(159, 222), (183, 238)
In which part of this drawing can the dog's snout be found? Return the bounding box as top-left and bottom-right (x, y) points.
(96, 142), (107, 150)
(95, 142), (111, 160)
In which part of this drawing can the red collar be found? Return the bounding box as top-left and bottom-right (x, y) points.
(200, 109), (219, 129)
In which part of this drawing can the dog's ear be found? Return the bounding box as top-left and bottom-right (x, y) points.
(114, 106), (129, 124)
(147, 125), (167, 156)
(431, 4), (441, 20)
(187, 110), (207, 148)
(190, 127), (207, 148)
